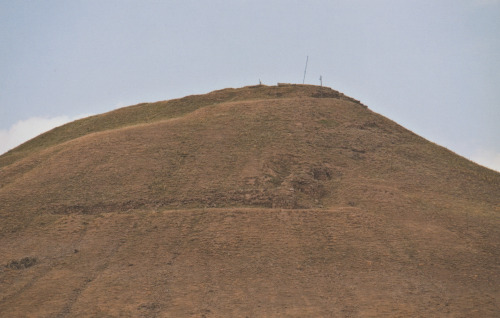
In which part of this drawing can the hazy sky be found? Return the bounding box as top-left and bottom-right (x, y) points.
(1, 0), (499, 171)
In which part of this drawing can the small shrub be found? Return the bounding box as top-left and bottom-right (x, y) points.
(5, 257), (38, 270)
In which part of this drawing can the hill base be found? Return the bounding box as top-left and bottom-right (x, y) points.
(1, 207), (498, 317)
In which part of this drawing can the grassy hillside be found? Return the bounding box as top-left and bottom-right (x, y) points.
(0, 84), (359, 169)
(0, 85), (498, 317)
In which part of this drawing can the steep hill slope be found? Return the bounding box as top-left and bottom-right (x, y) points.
(0, 85), (499, 317)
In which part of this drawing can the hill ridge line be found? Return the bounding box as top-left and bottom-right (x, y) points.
(0, 86), (362, 169)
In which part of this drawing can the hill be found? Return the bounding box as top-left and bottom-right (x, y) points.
(0, 84), (499, 317)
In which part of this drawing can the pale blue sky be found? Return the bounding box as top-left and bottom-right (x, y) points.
(1, 0), (499, 171)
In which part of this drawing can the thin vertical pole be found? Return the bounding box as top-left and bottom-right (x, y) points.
(302, 56), (309, 84)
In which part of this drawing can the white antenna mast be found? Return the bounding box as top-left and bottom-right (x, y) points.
(302, 56), (309, 84)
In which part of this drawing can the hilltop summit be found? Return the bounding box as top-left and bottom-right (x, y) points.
(0, 85), (499, 317)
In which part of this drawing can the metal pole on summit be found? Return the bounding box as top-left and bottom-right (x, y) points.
(302, 56), (308, 84)
(319, 75), (323, 98)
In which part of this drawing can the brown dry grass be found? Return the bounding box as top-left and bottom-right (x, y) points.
(0, 85), (499, 317)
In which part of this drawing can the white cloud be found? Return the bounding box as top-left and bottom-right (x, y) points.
(0, 114), (92, 155)
(470, 149), (500, 173)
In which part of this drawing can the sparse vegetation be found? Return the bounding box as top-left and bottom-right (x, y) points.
(0, 85), (498, 317)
